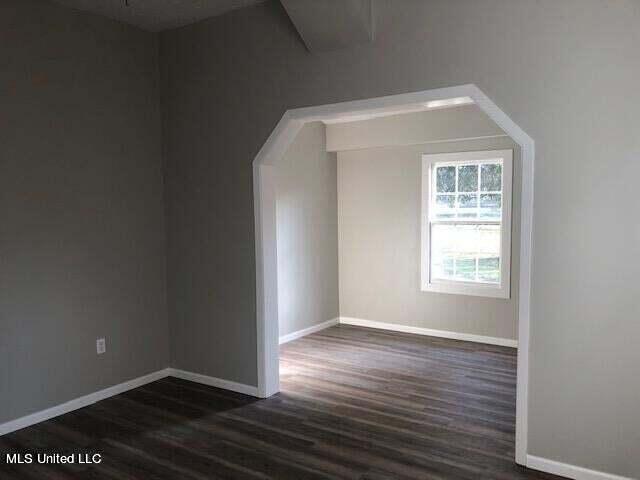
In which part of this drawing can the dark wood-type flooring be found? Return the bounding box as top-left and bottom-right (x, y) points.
(0, 325), (565, 479)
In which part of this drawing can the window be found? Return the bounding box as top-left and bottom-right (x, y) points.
(421, 149), (513, 298)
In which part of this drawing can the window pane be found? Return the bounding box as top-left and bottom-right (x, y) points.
(478, 257), (500, 283)
(481, 163), (502, 191)
(457, 194), (477, 218)
(436, 166), (455, 192)
(435, 194), (455, 218)
(431, 224), (501, 284)
(480, 193), (501, 219)
(442, 256), (455, 277)
(458, 165), (478, 192)
(455, 257), (476, 281)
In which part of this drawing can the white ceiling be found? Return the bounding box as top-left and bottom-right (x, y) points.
(322, 98), (476, 125)
(51, 0), (266, 32)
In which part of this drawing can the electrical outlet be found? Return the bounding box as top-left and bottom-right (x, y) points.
(96, 338), (106, 355)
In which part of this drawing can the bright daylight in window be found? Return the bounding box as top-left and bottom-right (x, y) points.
(421, 150), (512, 298)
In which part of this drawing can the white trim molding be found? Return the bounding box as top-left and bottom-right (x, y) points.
(167, 369), (259, 397)
(527, 455), (635, 480)
(253, 84), (534, 464)
(279, 318), (339, 344)
(0, 369), (171, 436)
(0, 368), (261, 436)
(339, 317), (518, 348)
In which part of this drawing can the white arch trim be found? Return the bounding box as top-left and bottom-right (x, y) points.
(252, 84), (534, 465)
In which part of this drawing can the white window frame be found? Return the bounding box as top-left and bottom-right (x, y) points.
(421, 149), (513, 299)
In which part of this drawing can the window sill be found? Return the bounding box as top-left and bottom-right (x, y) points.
(421, 281), (510, 299)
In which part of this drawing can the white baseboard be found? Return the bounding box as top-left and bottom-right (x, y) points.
(0, 369), (171, 436)
(0, 367), (260, 437)
(527, 455), (634, 480)
(167, 368), (259, 397)
(279, 317), (339, 344)
(339, 316), (518, 348)
(0, 356), (630, 480)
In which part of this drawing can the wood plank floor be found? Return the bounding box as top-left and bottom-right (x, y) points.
(0, 325), (565, 479)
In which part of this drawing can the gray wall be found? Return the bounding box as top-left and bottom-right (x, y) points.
(326, 105), (505, 152)
(0, 0), (168, 423)
(275, 122), (339, 338)
(160, 1), (640, 476)
(338, 137), (520, 341)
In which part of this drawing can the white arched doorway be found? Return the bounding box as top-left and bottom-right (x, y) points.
(253, 84), (534, 465)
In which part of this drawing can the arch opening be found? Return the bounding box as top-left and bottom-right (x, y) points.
(253, 84), (534, 465)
